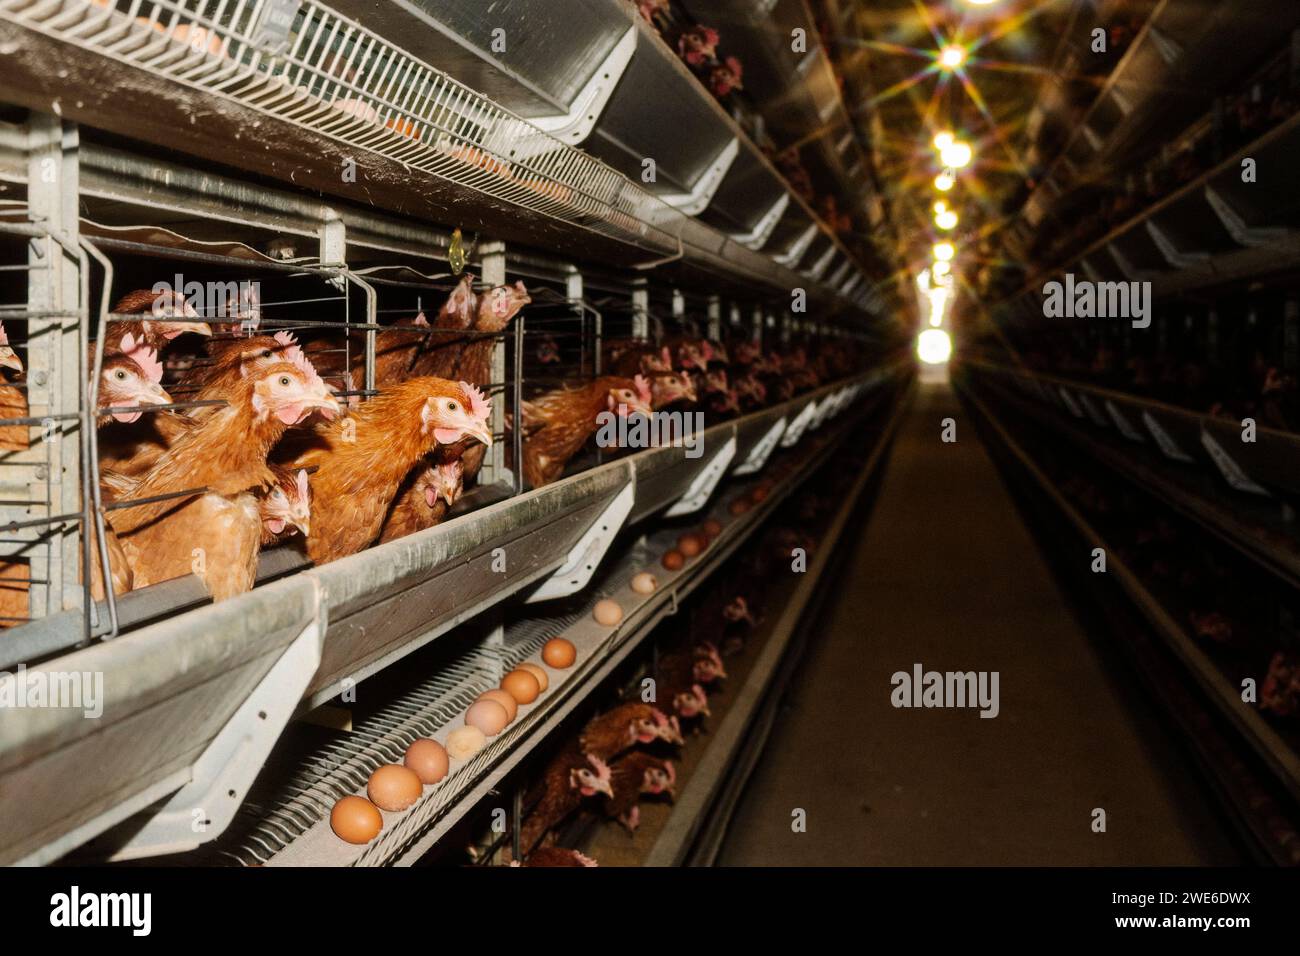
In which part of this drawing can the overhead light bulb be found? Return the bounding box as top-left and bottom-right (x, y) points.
(938, 45), (966, 71)
(934, 199), (949, 215)
(934, 170), (956, 192)
(935, 208), (959, 230)
(917, 271), (931, 290)
(940, 140), (974, 169)
(965, 0), (998, 5)
(917, 328), (952, 365)
(933, 241), (955, 261)
(933, 130), (955, 152)
(933, 260), (951, 278)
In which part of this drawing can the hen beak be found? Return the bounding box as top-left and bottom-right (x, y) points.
(464, 422), (493, 448)
(294, 516), (310, 538)
(160, 321), (212, 339)
(0, 349), (22, 373)
(306, 393), (342, 421)
(136, 383), (172, 407)
(594, 778), (614, 799)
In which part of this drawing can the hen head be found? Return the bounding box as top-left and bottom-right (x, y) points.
(260, 467), (311, 538)
(642, 759), (676, 797)
(0, 320), (22, 374)
(693, 643), (727, 682)
(569, 753), (613, 798)
(414, 458), (464, 512)
(650, 371), (697, 408)
(605, 376), (654, 419)
(723, 595), (755, 625)
(113, 289), (212, 346)
(99, 348), (170, 423)
(249, 361), (341, 425)
(476, 280), (531, 331)
(633, 706), (684, 746)
(673, 684), (710, 719)
(704, 368), (728, 395)
(223, 330), (302, 377)
(439, 274), (477, 329)
(419, 380), (493, 447)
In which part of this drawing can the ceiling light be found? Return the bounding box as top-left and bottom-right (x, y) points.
(933, 260), (951, 278)
(934, 170), (956, 192)
(933, 241), (955, 261)
(965, 0), (999, 5)
(940, 140), (974, 169)
(938, 46), (967, 70)
(917, 328), (953, 365)
(933, 130), (955, 152)
(934, 199), (949, 215)
(935, 208), (959, 230)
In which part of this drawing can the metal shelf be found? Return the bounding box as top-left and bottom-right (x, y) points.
(122, 372), (887, 866)
(316, 0), (876, 304)
(962, 381), (1300, 811)
(1022, 0), (1300, 233)
(964, 359), (1300, 591)
(0, 368), (889, 866)
(0, 0), (871, 312)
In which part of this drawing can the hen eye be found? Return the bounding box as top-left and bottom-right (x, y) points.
(446, 401), (458, 412)
(278, 376), (291, 387)
(113, 370), (126, 380)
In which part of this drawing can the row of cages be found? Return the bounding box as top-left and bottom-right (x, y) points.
(0, 197), (885, 661)
(962, 372), (1300, 863)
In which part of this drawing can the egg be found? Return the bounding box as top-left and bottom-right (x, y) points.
(465, 698), (510, 736)
(517, 661), (549, 692)
(501, 668), (542, 704)
(542, 638), (577, 668)
(366, 764), (423, 812)
(750, 485), (770, 503)
(446, 724), (487, 760)
(404, 738), (449, 785)
(661, 549), (685, 570)
(728, 498), (751, 516)
(593, 599), (623, 626)
(702, 519), (723, 539)
(476, 688), (519, 722)
(330, 795), (383, 844)
(631, 572), (658, 594)
(677, 533), (704, 557)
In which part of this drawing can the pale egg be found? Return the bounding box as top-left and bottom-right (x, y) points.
(631, 572), (658, 594)
(446, 724), (487, 760)
(476, 688), (519, 722)
(593, 599), (623, 626)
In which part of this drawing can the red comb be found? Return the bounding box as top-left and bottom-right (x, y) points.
(634, 374), (652, 405)
(128, 345), (164, 385)
(460, 381), (491, 421)
(272, 331), (326, 391)
(0, 321), (7, 345)
(587, 754), (610, 778)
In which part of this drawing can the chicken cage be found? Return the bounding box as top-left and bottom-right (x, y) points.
(0, 0), (899, 868)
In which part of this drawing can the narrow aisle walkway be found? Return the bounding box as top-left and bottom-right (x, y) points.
(717, 383), (1241, 865)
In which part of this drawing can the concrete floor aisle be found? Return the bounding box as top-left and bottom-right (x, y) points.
(716, 382), (1242, 866)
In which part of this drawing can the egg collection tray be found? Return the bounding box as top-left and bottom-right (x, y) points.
(178, 384), (890, 866)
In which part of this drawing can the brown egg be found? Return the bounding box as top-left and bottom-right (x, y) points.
(750, 485), (770, 504)
(729, 498), (751, 516)
(593, 599), (623, 626)
(404, 738), (449, 785)
(517, 661), (549, 692)
(631, 572), (658, 594)
(542, 638), (577, 668)
(366, 764), (423, 812)
(702, 519), (723, 539)
(661, 549), (685, 570)
(677, 533), (704, 557)
(501, 668), (542, 704)
(331, 795), (383, 844)
(465, 698), (510, 736)
(446, 725), (487, 760)
(476, 688), (519, 723)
